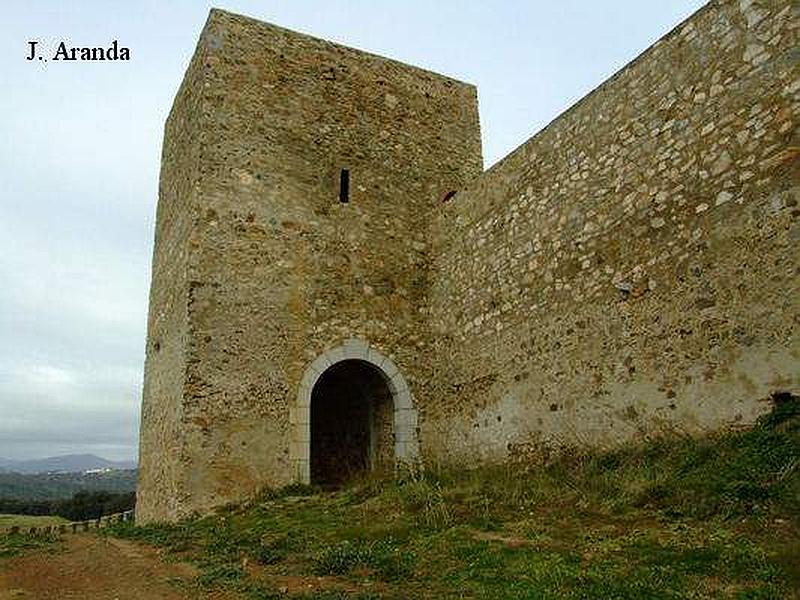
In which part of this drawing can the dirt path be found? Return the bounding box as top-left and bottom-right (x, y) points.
(0, 534), (219, 600)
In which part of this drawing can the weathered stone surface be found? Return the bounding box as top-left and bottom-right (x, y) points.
(138, 0), (800, 523)
(426, 0), (799, 466)
(137, 9), (481, 523)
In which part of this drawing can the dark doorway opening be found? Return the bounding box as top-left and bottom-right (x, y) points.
(310, 360), (393, 486)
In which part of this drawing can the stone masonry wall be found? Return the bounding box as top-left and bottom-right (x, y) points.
(137, 40), (208, 522)
(141, 0), (798, 522)
(425, 0), (799, 464)
(138, 9), (482, 521)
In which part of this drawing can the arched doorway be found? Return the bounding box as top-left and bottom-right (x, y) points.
(310, 360), (393, 485)
(291, 339), (419, 485)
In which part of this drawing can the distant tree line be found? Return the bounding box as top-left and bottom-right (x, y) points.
(0, 469), (137, 501)
(0, 490), (135, 521)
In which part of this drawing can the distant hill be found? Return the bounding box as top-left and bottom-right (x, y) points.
(0, 454), (137, 474)
(0, 469), (137, 500)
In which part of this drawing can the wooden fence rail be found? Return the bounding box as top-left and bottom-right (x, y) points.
(1, 510), (134, 536)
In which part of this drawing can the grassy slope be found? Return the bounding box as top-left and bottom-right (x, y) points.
(0, 514), (68, 528)
(0, 515), (68, 559)
(108, 398), (799, 599)
(0, 530), (63, 559)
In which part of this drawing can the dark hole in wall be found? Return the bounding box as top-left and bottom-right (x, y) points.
(339, 169), (350, 203)
(310, 360), (393, 486)
(441, 190), (457, 203)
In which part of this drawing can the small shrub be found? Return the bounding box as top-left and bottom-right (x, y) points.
(314, 539), (414, 581)
(314, 540), (362, 575)
(397, 478), (452, 529)
(251, 533), (289, 565)
(195, 561), (245, 588)
(365, 539), (415, 581)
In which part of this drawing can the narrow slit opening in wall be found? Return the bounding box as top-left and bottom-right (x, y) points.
(339, 169), (350, 203)
(441, 190), (457, 203)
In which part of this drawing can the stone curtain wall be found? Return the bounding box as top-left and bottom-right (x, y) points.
(138, 9), (482, 521)
(426, 0), (799, 464)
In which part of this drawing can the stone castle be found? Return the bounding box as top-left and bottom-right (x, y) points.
(137, 0), (799, 523)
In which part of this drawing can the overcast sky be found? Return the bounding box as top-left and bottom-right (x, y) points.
(0, 0), (706, 461)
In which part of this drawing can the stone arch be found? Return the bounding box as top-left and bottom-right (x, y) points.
(291, 339), (418, 484)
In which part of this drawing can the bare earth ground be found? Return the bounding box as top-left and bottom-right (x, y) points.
(0, 534), (356, 599)
(0, 534), (217, 600)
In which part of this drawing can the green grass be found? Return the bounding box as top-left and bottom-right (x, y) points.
(0, 514), (67, 559)
(0, 514), (68, 529)
(313, 539), (414, 581)
(0, 530), (63, 559)
(107, 397), (800, 599)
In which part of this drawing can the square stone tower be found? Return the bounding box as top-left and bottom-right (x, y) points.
(137, 9), (482, 522)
